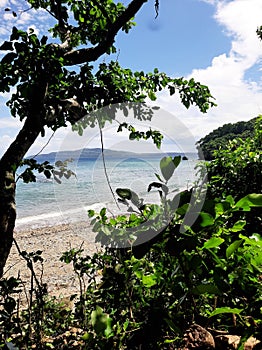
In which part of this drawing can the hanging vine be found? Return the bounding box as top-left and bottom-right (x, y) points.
(155, 0), (159, 18)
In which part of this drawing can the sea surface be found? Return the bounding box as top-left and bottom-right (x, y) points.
(15, 156), (201, 230)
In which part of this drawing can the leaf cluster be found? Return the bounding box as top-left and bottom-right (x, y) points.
(197, 116), (258, 160)
(206, 116), (262, 201)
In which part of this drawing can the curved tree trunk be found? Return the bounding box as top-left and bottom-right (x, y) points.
(0, 169), (16, 277)
(0, 118), (41, 277)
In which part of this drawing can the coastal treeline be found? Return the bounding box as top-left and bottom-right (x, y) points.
(197, 116), (258, 160)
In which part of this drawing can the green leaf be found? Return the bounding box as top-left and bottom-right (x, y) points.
(215, 203), (225, 216)
(235, 194), (262, 210)
(160, 156), (175, 182)
(148, 182), (168, 194)
(79, 14), (85, 23)
(209, 307), (243, 317)
(100, 207), (106, 217)
(226, 240), (242, 258)
(0, 41), (13, 51)
(91, 306), (110, 335)
(225, 195), (235, 207)
(55, 160), (63, 167)
(200, 212), (214, 227)
(129, 132), (137, 140)
(116, 188), (132, 200)
(173, 156), (181, 168)
(81, 332), (91, 341)
(239, 234), (262, 247)
(148, 90), (157, 101)
(104, 317), (113, 338)
(130, 190), (141, 207)
(1, 52), (17, 64)
(88, 210), (95, 218)
(203, 237), (224, 249)
(250, 233), (262, 243)
(231, 220), (246, 232)
(154, 173), (164, 183)
(176, 203), (189, 215)
(142, 274), (157, 288)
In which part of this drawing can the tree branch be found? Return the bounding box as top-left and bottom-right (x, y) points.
(63, 0), (148, 65)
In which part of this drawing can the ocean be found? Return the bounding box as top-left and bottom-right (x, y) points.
(15, 156), (200, 230)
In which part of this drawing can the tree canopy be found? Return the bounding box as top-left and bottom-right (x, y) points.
(196, 116), (258, 160)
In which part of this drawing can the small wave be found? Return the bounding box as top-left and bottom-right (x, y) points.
(16, 202), (108, 229)
(36, 178), (53, 183)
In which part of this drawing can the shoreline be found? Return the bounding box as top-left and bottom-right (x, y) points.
(5, 221), (101, 299)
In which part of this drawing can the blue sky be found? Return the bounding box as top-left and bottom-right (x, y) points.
(1, 0), (262, 155)
(115, 0), (232, 75)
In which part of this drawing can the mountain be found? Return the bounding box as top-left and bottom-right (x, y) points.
(30, 148), (197, 163)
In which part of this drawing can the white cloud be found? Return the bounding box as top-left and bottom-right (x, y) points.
(0, 134), (14, 155)
(0, 87), (16, 101)
(3, 12), (13, 21)
(0, 117), (21, 128)
(0, 0), (9, 7)
(0, 26), (9, 36)
(16, 11), (32, 25)
(200, 0), (217, 3)
(0, 2), (52, 42)
(158, 0), (262, 143)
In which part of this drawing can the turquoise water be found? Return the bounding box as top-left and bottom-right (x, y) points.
(16, 157), (199, 229)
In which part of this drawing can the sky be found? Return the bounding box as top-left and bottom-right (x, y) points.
(1, 0), (262, 156)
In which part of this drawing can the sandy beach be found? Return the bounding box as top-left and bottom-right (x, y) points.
(4, 222), (101, 299)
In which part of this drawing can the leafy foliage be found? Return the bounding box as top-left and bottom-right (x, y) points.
(16, 158), (75, 184)
(197, 116), (258, 160)
(1, 153), (262, 348)
(206, 116), (262, 200)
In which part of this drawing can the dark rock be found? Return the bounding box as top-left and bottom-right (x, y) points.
(182, 324), (215, 349)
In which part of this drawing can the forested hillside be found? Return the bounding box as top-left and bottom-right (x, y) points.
(197, 116), (258, 160)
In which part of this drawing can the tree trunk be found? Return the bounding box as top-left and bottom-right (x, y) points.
(0, 117), (41, 277)
(0, 169), (16, 277)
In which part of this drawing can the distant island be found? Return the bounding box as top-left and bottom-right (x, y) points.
(30, 148), (197, 163)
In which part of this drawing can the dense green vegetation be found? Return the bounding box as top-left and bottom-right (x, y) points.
(196, 116), (258, 160)
(1, 120), (261, 348)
